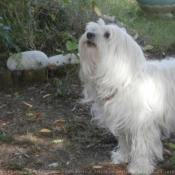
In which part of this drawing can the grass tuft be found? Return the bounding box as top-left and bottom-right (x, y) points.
(0, 133), (15, 143)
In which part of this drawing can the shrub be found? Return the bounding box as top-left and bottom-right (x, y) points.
(0, 0), (93, 56)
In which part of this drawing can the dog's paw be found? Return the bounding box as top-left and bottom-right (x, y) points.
(111, 151), (129, 164)
(127, 163), (154, 175)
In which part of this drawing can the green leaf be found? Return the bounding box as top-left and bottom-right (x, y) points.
(0, 52), (8, 57)
(57, 89), (62, 95)
(50, 13), (56, 21)
(66, 41), (78, 51)
(173, 151), (175, 164)
(92, 1), (102, 17)
(24, 153), (30, 158)
(61, 0), (70, 5)
(58, 80), (63, 86)
(165, 142), (175, 149)
(0, 17), (4, 24)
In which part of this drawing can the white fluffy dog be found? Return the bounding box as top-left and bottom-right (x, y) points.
(78, 19), (175, 175)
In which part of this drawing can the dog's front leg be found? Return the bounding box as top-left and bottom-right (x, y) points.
(127, 126), (163, 175)
(111, 135), (130, 164)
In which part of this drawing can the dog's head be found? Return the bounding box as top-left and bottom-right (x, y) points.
(79, 18), (145, 62)
(79, 19), (146, 88)
(79, 19), (128, 61)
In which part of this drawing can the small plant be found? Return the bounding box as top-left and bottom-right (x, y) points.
(5, 160), (24, 170)
(0, 133), (15, 143)
(14, 92), (19, 98)
(34, 158), (43, 165)
(64, 33), (79, 59)
(56, 79), (63, 96)
(65, 40), (78, 57)
(27, 143), (41, 154)
(14, 147), (30, 159)
(53, 78), (62, 86)
(58, 160), (63, 167)
(165, 142), (175, 164)
(173, 151), (175, 164)
(10, 52), (22, 67)
(35, 61), (42, 67)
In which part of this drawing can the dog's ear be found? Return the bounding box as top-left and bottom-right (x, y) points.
(97, 18), (105, 26)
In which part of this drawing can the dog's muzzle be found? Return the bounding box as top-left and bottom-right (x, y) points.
(86, 32), (96, 47)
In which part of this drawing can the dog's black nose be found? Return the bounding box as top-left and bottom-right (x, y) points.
(87, 32), (95, 39)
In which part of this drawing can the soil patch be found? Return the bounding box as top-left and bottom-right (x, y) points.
(0, 70), (175, 175)
(0, 72), (116, 174)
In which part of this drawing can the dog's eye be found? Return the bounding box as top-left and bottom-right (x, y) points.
(104, 32), (110, 38)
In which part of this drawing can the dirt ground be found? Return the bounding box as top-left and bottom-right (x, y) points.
(0, 68), (175, 175)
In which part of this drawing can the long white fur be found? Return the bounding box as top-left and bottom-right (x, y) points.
(79, 19), (175, 175)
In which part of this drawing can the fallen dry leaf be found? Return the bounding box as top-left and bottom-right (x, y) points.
(33, 112), (43, 119)
(163, 149), (172, 156)
(66, 161), (70, 165)
(27, 87), (35, 90)
(53, 119), (66, 125)
(26, 113), (34, 117)
(48, 163), (58, 167)
(133, 31), (138, 40)
(0, 120), (4, 125)
(0, 104), (6, 109)
(40, 129), (51, 133)
(92, 165), (103, 170)
(92, 1), (102, 17)
(23, 101), (33, 108)
(47, 64), (57, 69)
(43, 94), (51, 99)
(77, 123), (86, 129)
(52, 139), (64, 144)
(142, 45), (154, 51)
(53, 120), (66, 131)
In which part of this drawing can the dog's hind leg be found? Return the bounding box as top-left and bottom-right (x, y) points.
(111, 135), (130, 164)
(127, 126), (163, 175)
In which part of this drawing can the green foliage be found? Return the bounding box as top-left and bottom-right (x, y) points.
(15, 147), (30, 159)
(66, 41), (78, 51)
(0, 0), (174, 57)
(165, 142), (175, 164)
(0, 133), (15, 142)
(0, 0), (80, 55)
(13, 92), (19, 98)
(6, 160), (24, 170)
(0, 16), (19, 53)
(98, 0), (175, 53)
(173, 151), (175, 164)
(35, 61), (42, 67)
(55, 79), (63, 96)
(0, 0), (101, 57)
(166, 142), (175, 149)
(56, 79), (72, 97)
(10, 52), (22, 67)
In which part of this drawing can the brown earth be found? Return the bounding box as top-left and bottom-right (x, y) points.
(0, 67), (175, 175)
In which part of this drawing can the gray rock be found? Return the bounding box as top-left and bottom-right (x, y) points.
(7, 51), (48, 71)
(48, 54), (79, 67)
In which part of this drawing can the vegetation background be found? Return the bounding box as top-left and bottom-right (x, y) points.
(0, 0), (175, 60)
